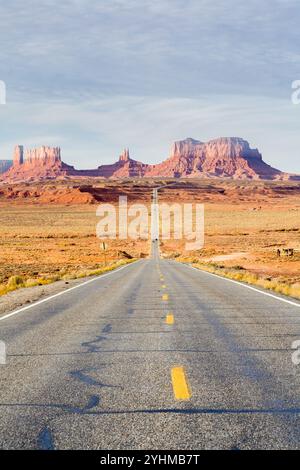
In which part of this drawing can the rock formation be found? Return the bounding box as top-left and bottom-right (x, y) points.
(2, 146), (67, 181)
(24, 146), (61, 166)
(0, 138), (297, 182)
(119, 148), (130, 162)
(144, 137), (282, 179)
(13, 145), (24, 166)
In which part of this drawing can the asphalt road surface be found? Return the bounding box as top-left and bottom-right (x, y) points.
(1, 239), (300, 449)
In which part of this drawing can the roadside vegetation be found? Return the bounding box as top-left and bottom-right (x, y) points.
(0, 259), (136, 297)
(177, 258), (300, 301)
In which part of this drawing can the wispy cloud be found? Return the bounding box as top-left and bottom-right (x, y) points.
(1, 0), (300, 98)
(1, 93), (299, 172)
(0, 1), (299, 172)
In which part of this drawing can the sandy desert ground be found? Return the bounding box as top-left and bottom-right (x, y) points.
(0, 178), (299, 298)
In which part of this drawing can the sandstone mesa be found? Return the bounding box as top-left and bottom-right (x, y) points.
(0, 137), (298, 182)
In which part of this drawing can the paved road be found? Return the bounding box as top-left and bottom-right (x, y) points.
(1, 249), (300, 449)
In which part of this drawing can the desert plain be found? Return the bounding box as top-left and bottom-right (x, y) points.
(0, 178), (299, 300)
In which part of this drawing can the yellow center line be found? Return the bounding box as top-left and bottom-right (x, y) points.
(162, 284), (166, 289)
(165, 314), (174, 325)
(162, 294), (169, 301)
(171, 366), (191, 401)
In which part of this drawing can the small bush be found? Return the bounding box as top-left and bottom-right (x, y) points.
(7, 275), (25, 289)
(0, 284), (8, 296)
(25, 279), (40, 288)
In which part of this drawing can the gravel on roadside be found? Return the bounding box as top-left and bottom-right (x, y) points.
(0, 276), (93, 318)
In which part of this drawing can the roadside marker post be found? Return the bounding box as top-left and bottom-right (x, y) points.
(101, 242), (107, 266)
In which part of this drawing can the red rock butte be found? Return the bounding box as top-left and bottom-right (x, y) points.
(1, 138), (299, 181)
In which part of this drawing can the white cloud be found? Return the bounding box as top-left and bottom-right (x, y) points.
(0, 1), (300, 172)
(1, 93), (299, 173)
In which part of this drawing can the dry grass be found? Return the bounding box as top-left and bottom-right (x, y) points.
(178, 259), (300, 300)
(159, 182), (300, 299)
(0, 259), (136, 297)
(162, 200), (300, 288)
(0, 204), (148, 277)
(0, 179), (299, 300)
(0, 202), (145, 296)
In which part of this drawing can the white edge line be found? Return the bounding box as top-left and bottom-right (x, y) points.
(0, 261), (140, 322)
(183, 263), (300, 308)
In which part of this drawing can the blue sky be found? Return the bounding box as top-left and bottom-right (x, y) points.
(0, 0), (299, 172)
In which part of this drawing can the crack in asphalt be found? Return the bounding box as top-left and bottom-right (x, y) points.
(70, 367), (121, 389)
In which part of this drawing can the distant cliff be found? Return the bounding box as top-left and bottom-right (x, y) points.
(3, 145), (70, 180)
(96, 138), (292, 180)
(1, 138), (297, 181)
(144, 137), (283, 179)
